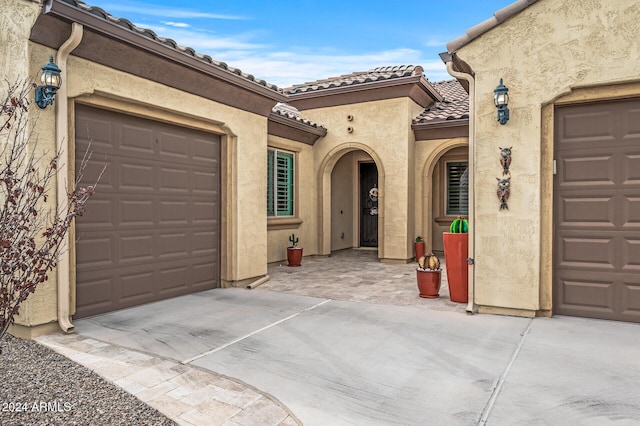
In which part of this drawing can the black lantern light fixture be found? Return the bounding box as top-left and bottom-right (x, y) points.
(35, 56), (62, 109)
(494, 78), (509, 125)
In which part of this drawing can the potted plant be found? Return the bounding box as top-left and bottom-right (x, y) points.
(287, 233), (303, 267)
(443, 216), (468, 303)
(416, 253), (441, 298)
(414, 236), (425, 262)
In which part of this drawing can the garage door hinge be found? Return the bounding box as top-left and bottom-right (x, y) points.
(553, 159), (557, 175)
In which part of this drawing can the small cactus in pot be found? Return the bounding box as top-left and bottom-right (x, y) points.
(416, 253), (441, 298)
(417, 253), (441, 271)
(287, 234), (302, 266)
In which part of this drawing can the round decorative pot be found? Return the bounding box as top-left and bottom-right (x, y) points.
(443, 232), (468, 303)
(414, 241), (426, 262)
(287, 247), (303, 267)
(416, 269), (441, 298)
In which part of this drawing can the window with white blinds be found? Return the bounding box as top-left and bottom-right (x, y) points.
(446, 161), (468, 216)
(267, 149), (294, 217)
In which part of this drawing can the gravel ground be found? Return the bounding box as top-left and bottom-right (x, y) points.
(0, 334), (176, 426)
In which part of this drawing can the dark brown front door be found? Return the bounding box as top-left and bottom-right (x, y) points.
(359, 162), (378, 247)
(74, 105), (221, 318)
(553, 98), (640, 322)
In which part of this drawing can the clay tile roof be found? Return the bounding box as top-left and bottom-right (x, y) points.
(65, 0), (281, 92)
(271, 103), (325, 129)
(413, 79), (469, 124)
(286, 65), (424, 94)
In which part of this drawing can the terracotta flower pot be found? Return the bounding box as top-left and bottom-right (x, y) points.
(443, 233), (468, 303)
(414, 241), (425, 262)
(287, 247), (303, 267)
(416, 269), (441, 298)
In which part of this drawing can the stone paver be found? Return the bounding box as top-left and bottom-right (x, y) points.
(36, 333), (300, 426)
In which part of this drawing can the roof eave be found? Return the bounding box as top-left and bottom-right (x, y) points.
(268, 112), (327, 137)
(288, 75), (442, 106)
(446, 0), (540, 53)
(46, 0), (287, 102)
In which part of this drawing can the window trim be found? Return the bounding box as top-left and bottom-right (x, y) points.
(267, 147), (300, 229)
(444, 160), (469, 217)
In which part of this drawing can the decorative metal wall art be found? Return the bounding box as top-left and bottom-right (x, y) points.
(496, 147), (512, 210)
(499, 146), (512, 176)
(496, 176), (511, 210)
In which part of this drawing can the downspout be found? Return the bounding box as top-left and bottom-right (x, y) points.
(56, 22), (84, 333)
(444, 60), (477, 314)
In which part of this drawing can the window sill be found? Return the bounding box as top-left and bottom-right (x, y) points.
(435, 216), (462, 225)
(268, 217), (303, 230)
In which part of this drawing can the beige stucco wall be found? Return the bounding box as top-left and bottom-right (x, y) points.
(266, 135), (316, 263)
(455, 0), (640, 314)
(13, 34), (273, 333)
(302, 98), (422, 262)
(415, 138), (468, 253)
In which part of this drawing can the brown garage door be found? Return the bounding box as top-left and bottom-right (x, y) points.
(74, 105), (220, 318)
(554, 98), (640, 322)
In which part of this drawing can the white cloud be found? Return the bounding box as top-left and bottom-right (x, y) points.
(95, 3), (247, 20)
(162, 21), (190, 28)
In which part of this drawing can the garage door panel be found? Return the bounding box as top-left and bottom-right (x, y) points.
(192, 262), (217, 290)
(75, 276), (114, 317)
(193, 138), (219, 163)
(75, 105), (220, 318)
(623, 153), (640, 184)
(120, 123), (155, 154)
(120, 233), (155, 263)
(557, 275), (614, 310)
(557, 195), (615, 228)
(194, 170), (218, 192)
(76, 234), (115, 269)
(554, 97), (640, 323)
(622, 281), (640, 320)
(158, 232), (189, 258)
(558, 110), (615, 144)
(119, 199), (156, 227)
(622, 238), (640, 270)
(119, 161), (156, 191)
(120, 271), (155, 301)
(558, 153), (616, 188)
(80, 199), (114, 227)
(623, 108), (640, 136)
(193, 201), (217, 223)
(159, 166), (189, 191)
(158, 200), (191, 224)
(159, 132), (189, 159)
(624, 197), (640, 229)
(558, 235), (616, 269)
(193, 231), (217, 254)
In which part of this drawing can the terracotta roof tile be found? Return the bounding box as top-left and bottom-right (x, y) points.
(65, 0), (281, 92)
(271, 103), (325, 129)
(413, 79), (469, 124)
(286, 65), (424, 94)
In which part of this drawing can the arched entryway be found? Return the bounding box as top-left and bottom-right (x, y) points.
(318, 143), (385, 257)
(421, 140), (469, 254)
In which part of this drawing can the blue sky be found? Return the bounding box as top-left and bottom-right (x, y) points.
(83, 0), (515, 88)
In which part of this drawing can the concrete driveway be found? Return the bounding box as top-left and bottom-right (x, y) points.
(74, 282), (640, 425)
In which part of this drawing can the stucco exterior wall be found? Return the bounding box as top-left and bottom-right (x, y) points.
(266, 135), (316, 263)
(303, 98), (417, 262)
(15, 38), (272, 332)
(0, 0), (40, 82)
(455, 0), (640, 314)
(415, 138), (468, 253)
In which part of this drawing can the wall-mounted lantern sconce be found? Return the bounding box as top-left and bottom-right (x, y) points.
(35, 56), (62, 109)
(494, 78), (509, 125)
